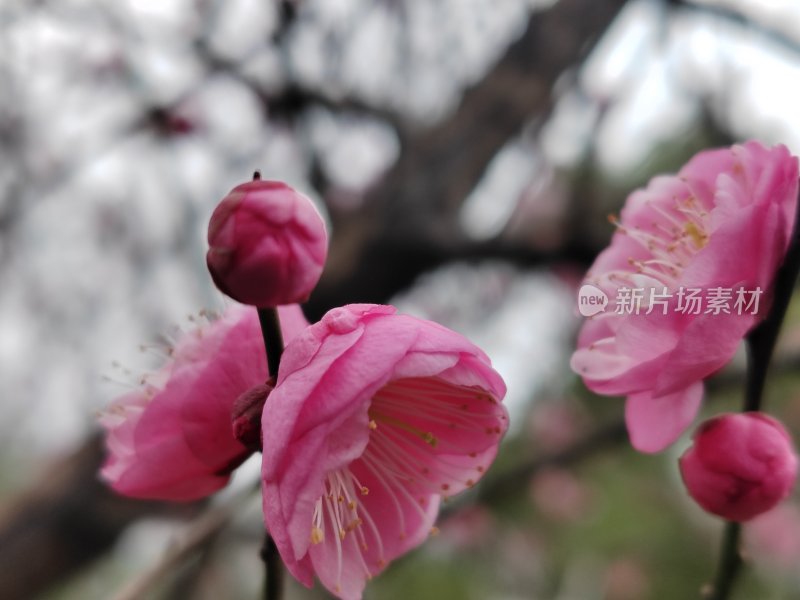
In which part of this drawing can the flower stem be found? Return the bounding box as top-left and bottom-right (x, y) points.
(707, 523), (742, 600)
(258, 308), (284, 378)
(707, 187), (800, 600)
(261, 534), (284, 600)
(256, 307), (285, 600)
(744, 211), (800, 411)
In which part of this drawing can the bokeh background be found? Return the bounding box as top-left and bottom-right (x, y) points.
(3, 0), (800, 598)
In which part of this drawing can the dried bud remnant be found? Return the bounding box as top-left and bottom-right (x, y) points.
(232, 380), (275, 452)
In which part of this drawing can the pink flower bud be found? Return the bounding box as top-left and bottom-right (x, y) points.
(207, 176), (328, 307)
(679, 413), (798, 521)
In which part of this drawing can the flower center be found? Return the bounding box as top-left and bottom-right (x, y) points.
(597, 194), (711, 290)
(308, 376), (506, 586)
(684, 221), (708, 250)
(310, 469), (375, 549)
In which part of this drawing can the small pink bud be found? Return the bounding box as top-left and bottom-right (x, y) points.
(207, 175), (328, 307)
(680, 413), (798, 521)
(231, 380), (274, 452)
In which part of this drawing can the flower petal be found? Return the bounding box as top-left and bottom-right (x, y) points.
(262, 304), (507, 598)
(101, 304), (309, 500)
(307, 458), (440, 600)
(625, 382), (703, 453)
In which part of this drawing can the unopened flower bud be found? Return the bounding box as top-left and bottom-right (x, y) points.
(231, 380), (274, 452)
(680, 413), (798, 521)
(207, 175), (327, 307)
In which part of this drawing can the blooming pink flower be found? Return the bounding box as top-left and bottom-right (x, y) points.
(206, 177), (328, 308)
(261, 304), (508, 600)
(571, 141), (798, 452)
(100, 304), (308, 501)
(679, 412), (798, 521)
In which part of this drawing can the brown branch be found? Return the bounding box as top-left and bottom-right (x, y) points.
(469, 419), (627, 512)
(668, 0), (800, 58)
(369, 0), (628, 225)
(191, 38), (405, 129)
(0, 3), (629, 597)
(109, 488), (253, 600)
(308, 0), (629, 318)
(435, 418), (628, 525)
(0, 434), (201, 600)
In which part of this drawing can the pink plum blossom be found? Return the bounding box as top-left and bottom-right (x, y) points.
(261, 304), (508, 600)
(679, 413), (798, 521)
(571, 141), (799, 452)
(99, 304), (308, 501)
(206, 176), (328, 308)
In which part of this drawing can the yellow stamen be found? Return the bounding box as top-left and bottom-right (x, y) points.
(311, 527), (324, 544)
(684, 221), (708, 249)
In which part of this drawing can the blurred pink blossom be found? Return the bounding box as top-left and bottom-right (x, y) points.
(99, 304), (308, 500)
(679, 413), (798, 521)
(529, 468), (590, 522)
(261, 304), (508, 600)
(527, 402), (585, 452)
(206, 177), (328, 308)
(437, 505), (495, 550)
(745, 503), (800, 572)
(571, 141), (798, 452)
(603, 557), (649, 600)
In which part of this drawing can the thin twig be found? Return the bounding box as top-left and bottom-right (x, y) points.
(707, 186), (800, 600)
(261, 534), (285, 600)
(258, 307), (284, 378)
(109, 490), (254, 600)
(743, 210), (800, 413)
(707, 522), (742, 600)
(440, 419), (629, 520)
(256, 305), (286, 600)
(668, 0), (800, 60)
